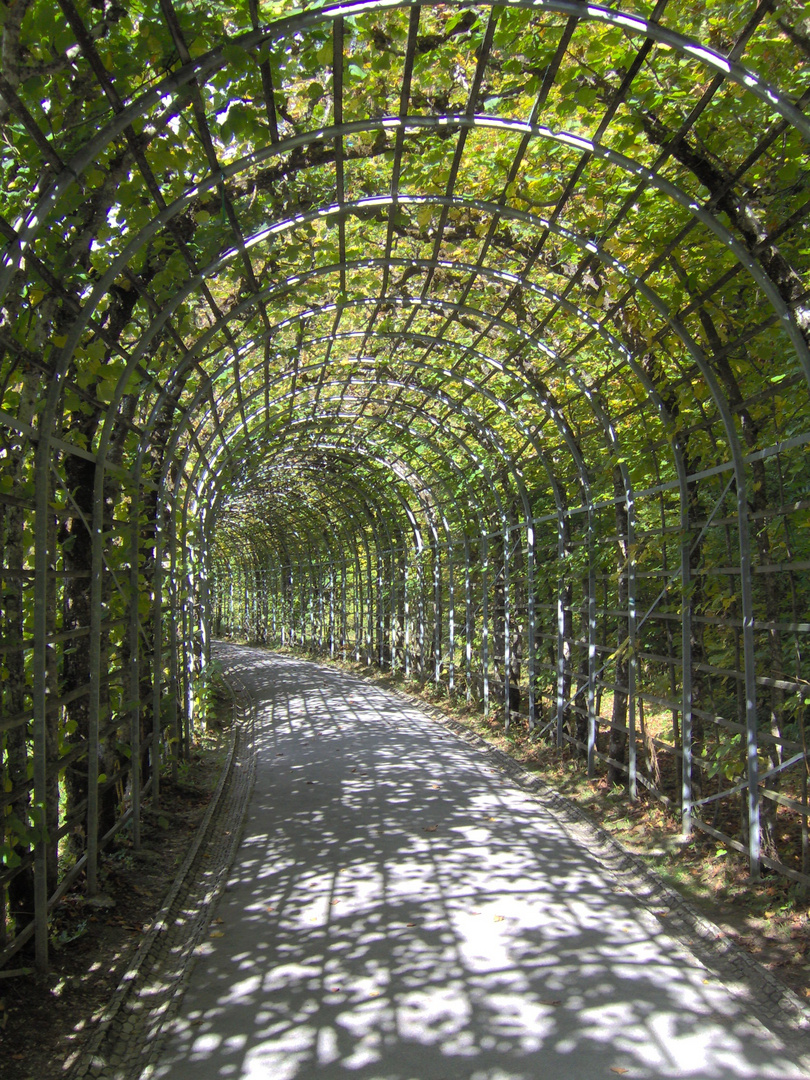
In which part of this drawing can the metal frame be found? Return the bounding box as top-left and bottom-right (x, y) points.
(2, 0), (810, 971)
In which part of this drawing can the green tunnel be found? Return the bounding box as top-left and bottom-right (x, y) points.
(1, 0), (809, 969)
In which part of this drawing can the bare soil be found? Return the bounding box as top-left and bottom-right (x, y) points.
(0, 742), (227, 1080)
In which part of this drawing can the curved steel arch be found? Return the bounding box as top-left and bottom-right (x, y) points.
(3, 0), (810, 974)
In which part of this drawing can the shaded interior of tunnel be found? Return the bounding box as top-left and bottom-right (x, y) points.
(0, 0), (809, 976)
(147, 646), (807, 1080)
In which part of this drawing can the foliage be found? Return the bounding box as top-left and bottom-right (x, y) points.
(1, 0), (810, 953)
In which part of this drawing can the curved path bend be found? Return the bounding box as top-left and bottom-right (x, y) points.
(144, 645), (809, 1080)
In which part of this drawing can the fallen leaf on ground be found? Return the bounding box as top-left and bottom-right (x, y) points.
(539, 999), (562, 1006)
(265, 906), (275, 913)
(406, 922), (416, 927)
(494, 915), (505, 923)
(423, 825), (437, 832)
(610, 1069), (629, 1076)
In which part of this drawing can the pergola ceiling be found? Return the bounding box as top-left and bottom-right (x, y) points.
(0, 0), (808, 552)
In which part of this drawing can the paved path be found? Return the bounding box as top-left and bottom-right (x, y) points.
(145, 646), (810, 1080)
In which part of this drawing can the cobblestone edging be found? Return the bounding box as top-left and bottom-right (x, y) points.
(64, 684), (257, 1080)
(402, 691), (810, 1067)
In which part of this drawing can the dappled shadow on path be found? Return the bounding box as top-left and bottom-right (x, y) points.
(150, 645), (807, 1080)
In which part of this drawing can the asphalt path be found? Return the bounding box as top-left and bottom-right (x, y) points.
(147, 645), (809, 1080)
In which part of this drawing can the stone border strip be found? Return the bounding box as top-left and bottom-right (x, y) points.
(64, 677), (257, 1080)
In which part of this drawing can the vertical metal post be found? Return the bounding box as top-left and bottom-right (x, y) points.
(737, 479), (761, 878)
(404, 549), (410, 679)
(526, 517), (536, 730)
(432, 532), (441, 684)
(168, 535), (180, 765)
(85, 464), (106, 896)
(32, 437), (50, 971)
(319, 560), (326, 654)
(681, 492), (694, 835)
(417, 553), (426, 682)
(447, 538), (455, 692)
(152, 498), (164, 811)
(329, 559), (336, 658)
(503, 517), (511, 732)
(389, 546), (398, 674)
(556, 513), (567, 748)
(464, 538), (473, 703)
(355, 551), (362, 662)
(627, 491), (637, 800)
(481, 531), (489, 715)
(377, 545), (384, 667)
(340, 550), (347, 661)
(587, 508), (597, 778)
(128, 474), (141, 848)
(365, 538), (374, 665)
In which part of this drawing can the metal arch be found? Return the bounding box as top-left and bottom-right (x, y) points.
(192, 390), (505, 552)
(188, 374), (540, 715)
(34, 210), (761, 866)
(16, 92), (809, 445)
(111, 249), (714, 515)
(4, 0), (810, 971)
(36, 141), (807, 457)
(195, 418), (480, 680)
(147, 315), (551, 527)
(244, 463), (410, 661)
(53, 163), (779, 602)
(213, 472), (397, 660)
(1, 0), (808, 303)
(127, 212), (761, 854)
(138, 278), (618, 726)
